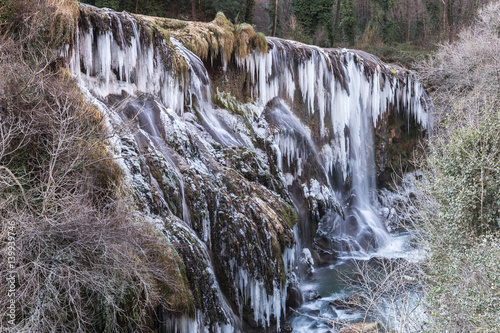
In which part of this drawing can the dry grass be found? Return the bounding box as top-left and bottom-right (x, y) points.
(0, 1), (192, 331)
(139, 11), (268, 65)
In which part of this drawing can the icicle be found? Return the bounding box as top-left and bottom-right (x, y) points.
(235, 268), (286, 330)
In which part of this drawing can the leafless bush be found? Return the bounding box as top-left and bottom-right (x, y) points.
(404, 3), (500, 330)
(0, 1), (191, 331)
(341, 257), (426, 333)
(415, 1), (500, 134)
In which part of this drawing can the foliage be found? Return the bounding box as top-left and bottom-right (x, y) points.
(214, 0), (247, 22)
(341, 0), (357, 45)
(415, 0), (500, 131)
(292, 0), (334, 46)
(145, 11), (267, 66)
(412, 2), (500, 331)
(81, 0), (255, 22)
(358, 43), (437, 69)
(78, 0), (494, 54)
(370, 0), (397, 43)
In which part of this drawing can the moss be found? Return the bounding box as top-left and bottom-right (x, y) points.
(388, 66), (399, 78)
(254, 32), (268, 53)
(282, 202), (299, 228)
(137, 10), (267, 67)
(159, 18), (188, 30)
(161, 244), (195, 314)
(214, 12), (231, 28)
(3, 0), (79, 48)
(213, 90), (247, 117)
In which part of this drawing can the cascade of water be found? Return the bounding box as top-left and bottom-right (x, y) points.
(67, 6), (296, 331)
(66, 5), (431, 331)
(69, 5), (185, 112)
(170, 37), (247, 148)
(239, 39), (430, 254)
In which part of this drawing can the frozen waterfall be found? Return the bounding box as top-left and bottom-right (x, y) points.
(65, 4), (431, 332)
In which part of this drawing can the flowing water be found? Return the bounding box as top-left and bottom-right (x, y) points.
(289, 229), (426, 332)
(66, 5), (431, 331)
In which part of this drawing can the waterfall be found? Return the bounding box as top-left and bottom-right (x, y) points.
(65, 4), (430, 332)
(239, 39), (429, 255)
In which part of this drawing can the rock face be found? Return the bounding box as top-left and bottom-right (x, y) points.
(64, 4), (430, 331)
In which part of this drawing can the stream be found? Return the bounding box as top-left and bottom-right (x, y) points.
(289, 229), (425, 332)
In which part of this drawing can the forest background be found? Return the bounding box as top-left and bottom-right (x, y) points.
(80, 0), (492, 67)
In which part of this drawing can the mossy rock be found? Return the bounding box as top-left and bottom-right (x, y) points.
(138, 11), (268, 67)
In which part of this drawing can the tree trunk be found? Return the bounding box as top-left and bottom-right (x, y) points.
(135, 0), (138, 13)
(272, 0), (279, 36)
(244, 0), (255, 23)
(442, 0), (451, 42)
(191, 0), (197, 21)
(333, 0), (342, 46)
(448, 0), (453, 42)
(407, 1), (411, 43)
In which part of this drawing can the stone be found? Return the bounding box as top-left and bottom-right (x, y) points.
(330, 294), (362, 310)
(300, 248), (315, 275)
(303, 289), (321, 302)
(286, 285), (303, 311)
(338, 322), (380, 333)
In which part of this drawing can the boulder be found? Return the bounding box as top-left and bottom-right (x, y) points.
(303, 289), (321, 302)
(330, 294), (362, 310)
(286, 285), (303, 311)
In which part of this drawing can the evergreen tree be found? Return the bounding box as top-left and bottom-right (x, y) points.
(340, 0), (356, 45)
(372, 0), (397, 43)
(292, 0), (334, 45)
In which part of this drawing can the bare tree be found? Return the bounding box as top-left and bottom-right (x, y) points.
(272, 0), (279, 36)
(0, 1), (191, 331)
(346, 257), (426, 332)
(191, 0), (197, 21)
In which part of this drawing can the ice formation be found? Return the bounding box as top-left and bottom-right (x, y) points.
(65, 4), (431, 332)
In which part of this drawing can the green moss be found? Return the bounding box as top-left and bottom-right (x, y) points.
(150, 10), (268, 67)
(254, 32), (268, 53)
(282, 202), (299, 229)
(214, 11), (231, 28)
(213, 90), (246, 117)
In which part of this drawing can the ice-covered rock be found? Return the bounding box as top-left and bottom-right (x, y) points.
(64, 4), (430, 331)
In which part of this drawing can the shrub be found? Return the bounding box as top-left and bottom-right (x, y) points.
(413, 2), (500, 331)
(0, 1), (191, 331)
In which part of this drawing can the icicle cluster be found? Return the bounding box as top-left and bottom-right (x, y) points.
(238, 39), (431, 181)
(235, 268), (287, 331)
(67, 5), (185, 113)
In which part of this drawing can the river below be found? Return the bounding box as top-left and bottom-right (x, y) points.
(288, 230), (425, 332)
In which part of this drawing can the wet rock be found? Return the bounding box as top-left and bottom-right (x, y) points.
(300, 248), (315, 275)
(324, 304), (338, 320)
(286, 285), (303, 311)
(308, 318), (331, 330)
(303, 289), (321, 302)
(313, 234), (339, 265)
(309, 309), (321, 317)
(330, 294), (362, 310)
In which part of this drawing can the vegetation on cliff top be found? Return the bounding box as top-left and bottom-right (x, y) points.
(80, 0), (494, 67)
(139, 10), (268, 65)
